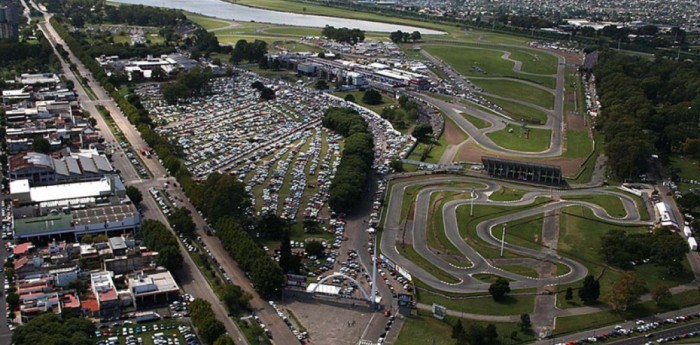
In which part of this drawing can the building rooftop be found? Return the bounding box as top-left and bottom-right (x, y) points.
(14, 214), (74, 237)
(128, 270), (180, 296)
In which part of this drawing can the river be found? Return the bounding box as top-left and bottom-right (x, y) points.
(110, 0), (445, 35)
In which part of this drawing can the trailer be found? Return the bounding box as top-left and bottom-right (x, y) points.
(689, 237), (698, 251)
(135, 311), (161, 323)
(683, 226), (693, 238)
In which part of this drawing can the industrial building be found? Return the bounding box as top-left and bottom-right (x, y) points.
(9, 175), (140, 240)
(9, 150), (114, 185)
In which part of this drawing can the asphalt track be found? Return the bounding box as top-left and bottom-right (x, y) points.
(380, 176), (652, 293)
(416, 43), (567, 158)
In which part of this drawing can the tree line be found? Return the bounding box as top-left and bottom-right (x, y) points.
(162, 67), (214, 105)
(230, 39), (268, 65)
(600, 228), (688, 275)
(321, 25), (365, 44)
(322, 107), (375, 212)
(389, 30), (421, 43)
(593, 51), (700, 179)
(189, 298), (233, 345)
(12, 313), (96, 345)
(140, 219), (183, 272)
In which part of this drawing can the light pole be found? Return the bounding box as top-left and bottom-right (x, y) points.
(500, 223), (507, 257)
(470, 188), (475, 217)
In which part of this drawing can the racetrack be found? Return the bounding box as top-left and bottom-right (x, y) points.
(380, 176), (652, 294)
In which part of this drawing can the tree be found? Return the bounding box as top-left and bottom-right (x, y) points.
(344, 94), (355, 103)
(168, 207), (196, 237)
(390, 159), (404, 173)
(565, 287), (573, 301)
(578, 275), (600, 303)
(157, 245), (183, 272)
(126, 186), (143, 205)
(390, 30), (403, 43)
(305, 240), (325, 257)
(362, 89), (383, 105)
(411, 123), (434, 143)
(519, 313), (531, 331)
(220, 284), (251, 315)
(278, 230), (297, 274)
(488, 277), (511, 301)
(314, 80), (329, 90)
(6, 291), (19, 311)
(260, 87), (275, 101)
(411, 31), (422, 41)
(604, 272), (646, 311)
(12, 313), (95, 345)
(452, 319), (465, 339)
(31, 136), (50, 154)
(199, 317), (225, 344)
(271, 58), (281, 71)
(651, 285), (671, 306)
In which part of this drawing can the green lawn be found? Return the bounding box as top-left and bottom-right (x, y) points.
(483, 95), (549, 124)
(406, 134), (450, 164)
(555, 206), (692, 309)
(565, 131), (604, 183)
(475, 79), (555, 109)
(473, 274), (512, 284)
(263, 26), (323, 37)
(397, 244), (461, 284)
(334, 90), (397, 116)
(555, 289), (700, 336)
(417, 290), (536, 315)
(486, 126), (551, 152)
(185, 13), (230, 30)
(669, 155), (700, 193)
(488, 187), (527, 201)
(423, 45), (556, 88)
(497, 264), (540, 278)
(456, 197), (552, 260)
(95, 321), (197, 345)
(509, 48), (559, 75)
(563, 129), (594, 159)
(461, 112), (491, 129)
(491, 213), (545, 252)
(561, 194), (627, 218)
(396, 311), (536, 345)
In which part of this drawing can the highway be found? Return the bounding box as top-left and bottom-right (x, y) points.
(31, 4), (300, 344)
(380, 176), (651, 293)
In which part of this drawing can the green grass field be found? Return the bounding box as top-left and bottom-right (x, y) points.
(555, 206), (693, 309)
(334, 90), (397, 115)
(491, 213), (545, 252)
(423, 45), (556, 88)
(185, 13), (230, 30)
(669, 155), (700, 193)
(563, 129), (594, 158)
(475, 79), (555, 109)
(486, 126), (551, 152)
(483, 95), (549, 124)
(396, 311), (536, 345)
(561, 194), (628, 218)
(555, 289), (700, 336)
(488, 187), (527, 202)
(497, 264), (540, 278)
(417, 289), (536, 315)
(508, 48), (559, 75)
(461, 112), (491, 129)
(456, 197), (552, 260)
(397, 244), (460, 284)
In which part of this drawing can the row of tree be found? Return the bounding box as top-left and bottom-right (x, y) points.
(215, 217), (286, 298)
(322, 108), (375, 212)
(230, 39), (268, 65)
(189, 298), (232, 345)
(321, 25), (365, 44)
(593, 51), (700, 179)
(140, 220), (183, 272)
(389, 30), (422, 43)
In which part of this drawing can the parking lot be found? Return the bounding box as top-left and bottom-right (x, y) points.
(94, 321), (199, 345)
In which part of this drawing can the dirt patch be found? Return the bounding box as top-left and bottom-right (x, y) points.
(444, 117), (468, 145)
(567, 113), (586, 131)
(542, 48), (583, 65)
(454, 143), (584, 176)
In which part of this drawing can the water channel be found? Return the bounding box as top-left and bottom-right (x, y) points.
(110, 0), (445, 34)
